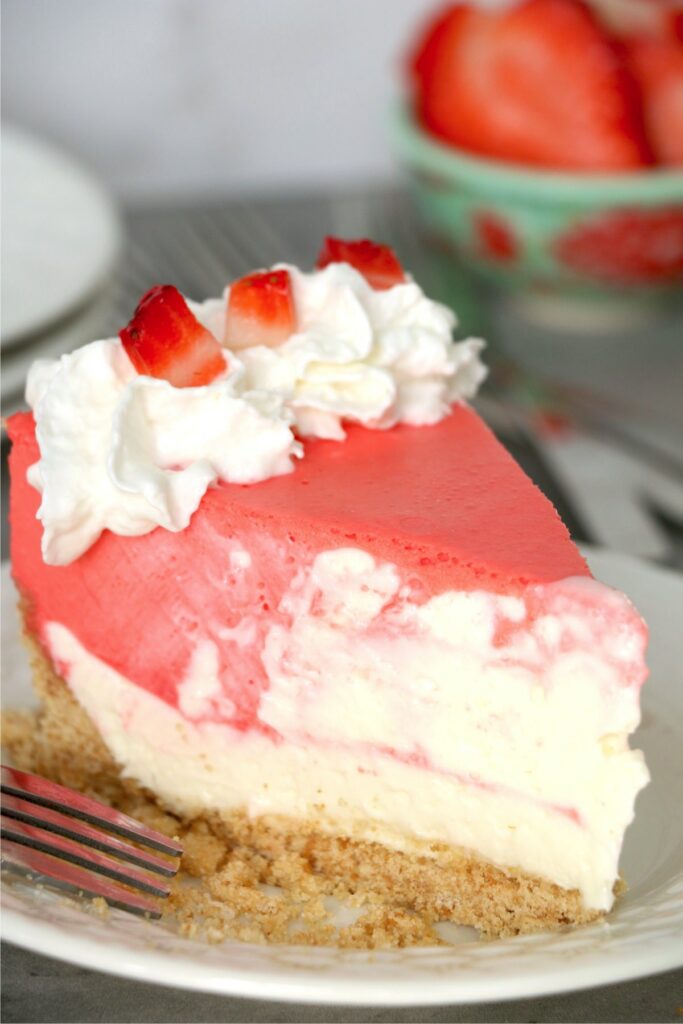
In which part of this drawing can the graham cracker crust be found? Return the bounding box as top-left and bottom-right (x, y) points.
(1, 627), (608, 947)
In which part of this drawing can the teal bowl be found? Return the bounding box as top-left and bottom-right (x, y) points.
(389, 104), (683, 320)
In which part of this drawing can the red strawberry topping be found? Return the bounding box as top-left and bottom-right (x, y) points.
(120, 285), (226, 388)
(316, 237), (405, 289)
(408, 0), (652, 170)
(553, 208), (683, 283)
(224, 269), (296, 350)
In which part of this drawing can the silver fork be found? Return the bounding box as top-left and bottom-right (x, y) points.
(1, 765), (183, 918)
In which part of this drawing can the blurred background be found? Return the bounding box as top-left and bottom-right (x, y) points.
(2, 0), (683, 566)
(3, 0), (425, 199)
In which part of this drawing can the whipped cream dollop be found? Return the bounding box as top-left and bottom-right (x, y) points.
(26, 340), (300, 565)
(193, 263), (486, 440)
(26, 263), (486, 565)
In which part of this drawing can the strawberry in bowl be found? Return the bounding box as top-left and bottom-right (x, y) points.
(392, 0), (683, 316)
(410, 0), (653, 172)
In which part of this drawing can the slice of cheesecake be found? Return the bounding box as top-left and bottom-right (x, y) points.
(6, 240), (649, 939)
(7, 394), (648, 937)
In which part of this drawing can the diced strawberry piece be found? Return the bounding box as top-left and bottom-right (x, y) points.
(224, 269), (296, 350)
(120, 285), (226, 388)
(553, 208), (683, 282)
(624, 27), (683, 165)
(408, 0), (652, 171)
(316, 237), (405, 289)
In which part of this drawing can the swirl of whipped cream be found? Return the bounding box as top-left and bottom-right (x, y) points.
(192, 263), (487, 440)
(26, 339), (301, 565)
(26, 263), (487, 566)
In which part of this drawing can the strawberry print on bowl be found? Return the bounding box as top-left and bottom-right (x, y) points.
(473, 212), (519, 263)
(553, 207), (683, 284)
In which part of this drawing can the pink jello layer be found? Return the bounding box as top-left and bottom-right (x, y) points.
(8, 405), (597, 725)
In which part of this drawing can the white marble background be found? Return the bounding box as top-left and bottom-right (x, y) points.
(3, 0), (435, 199)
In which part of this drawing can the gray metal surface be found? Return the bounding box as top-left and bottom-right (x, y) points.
(1, 766), (182, 857)
(1, 766), (182, 920)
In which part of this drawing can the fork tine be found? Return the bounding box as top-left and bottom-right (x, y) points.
(1, 766), (182, 856)
(1, 794), (178, 877)
(1, 816), (171, 897)
(1, 840), (163, 919)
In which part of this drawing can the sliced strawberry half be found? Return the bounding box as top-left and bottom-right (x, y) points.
(408, 0), (652, 171)
(553, 208), (683, 283)
(120, 285), (226, 388)
(316, 237), (406, 289)
(224, 269), (296, 350)
(623, 24), (683, 166)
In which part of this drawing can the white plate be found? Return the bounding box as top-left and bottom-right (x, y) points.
(1, 126), (121, 347)
(0, 283), (118, 414)
(1, 550), (682, 1005)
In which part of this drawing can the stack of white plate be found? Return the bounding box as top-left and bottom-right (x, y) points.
(1, 126), (122, 415)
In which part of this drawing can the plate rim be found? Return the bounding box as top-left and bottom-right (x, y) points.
(3, 898), (682, 1006)
(1, 124), (122, 348)
(2, 550), (683, 1006)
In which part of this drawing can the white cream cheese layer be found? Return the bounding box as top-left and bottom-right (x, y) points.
(43, 548), (649, 911)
